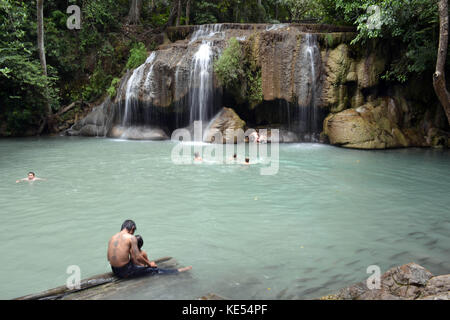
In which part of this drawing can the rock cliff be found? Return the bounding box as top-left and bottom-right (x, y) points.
(68, 23), (448, 147)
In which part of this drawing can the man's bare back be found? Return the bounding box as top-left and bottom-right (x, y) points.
(108, 220), (192, 278)
(107, 223), (157, 268)
(107, 230), (135, 268)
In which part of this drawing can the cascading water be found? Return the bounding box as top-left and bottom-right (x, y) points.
(173, 24), (224, 138)
(188, 41), (214, 124)
(189, 24), (225, 44)
(295, 33), (322, 142)
(73, 24), (329, 143)
(266, 23), (288, 31)
(121, 52), (157, 127)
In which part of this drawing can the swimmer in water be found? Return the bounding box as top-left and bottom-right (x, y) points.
(243, 157), (250, 165)
(16, 172), (46, 183)
(194, 152), (203, 162)
(227, 153), (237, 162)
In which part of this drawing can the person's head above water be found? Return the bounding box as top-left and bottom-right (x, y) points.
(121, 219), (136, 234)
(135, 235), (144, 250)
(245, 158), (249, 163)
(28, 172), (35, 180)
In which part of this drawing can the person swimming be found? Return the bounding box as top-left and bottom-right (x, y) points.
(227, 153), (237, 162)
(194, 152), (203, 162)
(16, 172), (46, 183)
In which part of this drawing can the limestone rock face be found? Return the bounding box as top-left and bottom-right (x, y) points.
(79, 124), (106, 137)
(319, 42), (387, 113)
(66, 99), (113, 137)
(324, 263), (449, 300)
(68, 23), (447, 146)
(323, 98), (428, 149)
(203, 107), (246, 143)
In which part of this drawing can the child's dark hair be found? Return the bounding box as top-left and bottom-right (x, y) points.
(135, 235), (143, 250)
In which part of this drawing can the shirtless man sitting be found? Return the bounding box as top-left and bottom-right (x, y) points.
(107, 220), (191, 278)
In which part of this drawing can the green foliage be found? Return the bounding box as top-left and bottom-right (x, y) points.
(107, 77), (121, 98)
(193, 1), (219, 24)
(0, 0), (59, 134)
(247, 69), (263, 107)
(79, 0), (126, 50)
(214, 37), (262, 107)
(82, 63), (112, 101)
(150, 12), (170, 26)
(214, 38), (244, 90)
(126, 42), (148, 70)
(336, 0), (440, 82)
(281, 0), (317, 21)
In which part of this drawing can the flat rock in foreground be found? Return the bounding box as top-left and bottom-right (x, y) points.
(322, 263), (450, 300)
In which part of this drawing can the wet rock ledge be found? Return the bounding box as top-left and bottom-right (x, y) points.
(321, 263), (449, 300)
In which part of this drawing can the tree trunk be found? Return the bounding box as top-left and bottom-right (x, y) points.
(257, 0), (263, 23)
(433, 0), (450, 125)
(176, 0), (182, 26)
(37, 0), (52, 135)
(127, 0), (143, 25)
(37, 0), (46, 77)
(185, 0), (191, 25)
(165, 0), (179, 27)
(275, 3), (279, 21)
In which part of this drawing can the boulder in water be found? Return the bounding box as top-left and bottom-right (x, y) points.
(203, 107), (246, 143)
(323, 99), (428, 149)
(79, 124), (106, 137)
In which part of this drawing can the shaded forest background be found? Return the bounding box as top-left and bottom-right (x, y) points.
(0, 0), (448, 136)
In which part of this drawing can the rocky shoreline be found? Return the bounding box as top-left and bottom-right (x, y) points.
(321, 263), (449, 300)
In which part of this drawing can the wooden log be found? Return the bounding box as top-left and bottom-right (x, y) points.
(14, 257), (173, 300)
(197, 293), (229, 300)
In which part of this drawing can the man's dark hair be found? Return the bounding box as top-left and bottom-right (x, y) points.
(121, 220), (136, 232)
(245, 158), (249, 163)
(28, 172), (35, 176)
(135, 235), (143, 250)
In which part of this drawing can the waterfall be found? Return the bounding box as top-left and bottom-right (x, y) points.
(189, 41), (214, 124)
(121, 52), (157, 127)
(295, 33), (321, 142)
(189, 24), (225, 44)
(179, 24), (224, 131)
(118, 25), (223, 135)
(266, 23), (288, 31)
